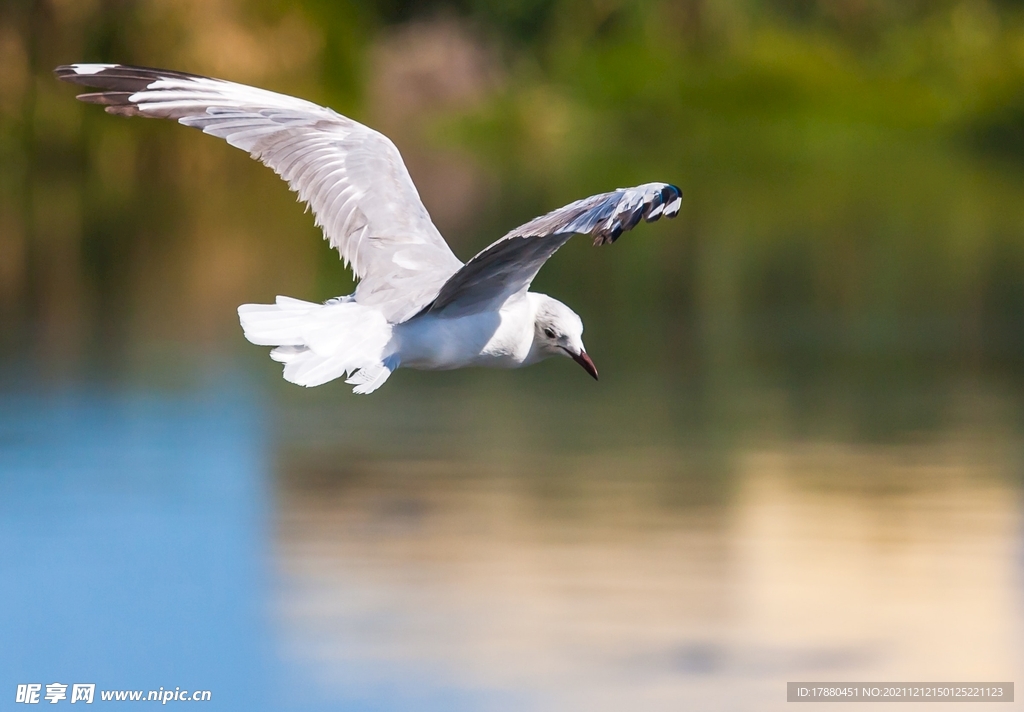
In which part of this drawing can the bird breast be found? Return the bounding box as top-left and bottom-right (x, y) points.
(393, 299), (536, 371)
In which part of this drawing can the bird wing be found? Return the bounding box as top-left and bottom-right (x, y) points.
(425, 183), (681, 317)
(55, 63), (464, 323)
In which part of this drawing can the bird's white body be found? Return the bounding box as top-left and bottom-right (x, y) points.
(394, 295), (540, 371)
(57, 63), (680, 394)
(238, 292), (563, 392)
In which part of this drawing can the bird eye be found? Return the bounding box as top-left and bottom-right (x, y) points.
(543, 327), (557, 339)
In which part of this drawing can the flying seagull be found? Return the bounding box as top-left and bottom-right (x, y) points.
(56, 63), (681, 393)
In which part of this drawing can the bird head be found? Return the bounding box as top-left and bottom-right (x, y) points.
(530, 295), (598, 380)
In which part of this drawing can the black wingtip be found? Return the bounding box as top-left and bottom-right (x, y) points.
(54, 63), (214, 117)
(661, 183), (683, 219)
(54, 63), (210, 91)
(53, 64), (121, 86)
(590, 182), (683, 246)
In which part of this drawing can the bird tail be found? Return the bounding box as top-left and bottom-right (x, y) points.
(237, 296), (397, 393)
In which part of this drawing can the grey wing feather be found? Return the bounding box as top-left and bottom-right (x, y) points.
(55, 63), (463, 323)
(427, 183), (681, 317)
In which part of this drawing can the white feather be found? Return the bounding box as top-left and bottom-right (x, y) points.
(237, 297), (394, 392)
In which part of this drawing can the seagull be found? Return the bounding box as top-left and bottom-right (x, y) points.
(56, 63), (681, 394)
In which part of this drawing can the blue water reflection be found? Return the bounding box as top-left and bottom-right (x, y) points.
(0, 383), (503, 711)
(1, 372), (1021, 711)
(0, 387), (270, 709)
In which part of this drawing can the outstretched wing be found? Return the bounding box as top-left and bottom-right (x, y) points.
(55, 63), (464, 323)
(426, 183), (681, 317)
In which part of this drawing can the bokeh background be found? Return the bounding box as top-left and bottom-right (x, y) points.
(1, 0), (1023, 709)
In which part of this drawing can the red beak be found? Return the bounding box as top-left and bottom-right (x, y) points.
(571, 350), (599, 381)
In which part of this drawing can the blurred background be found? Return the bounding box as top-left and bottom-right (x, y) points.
(1, 0), (1023, 709)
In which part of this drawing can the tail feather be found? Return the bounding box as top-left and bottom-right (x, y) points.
(269, 345), (306, 362)
(283, 352), (354, 388)
(346, 355), (400, 395)
(238, 296), (395, 393)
